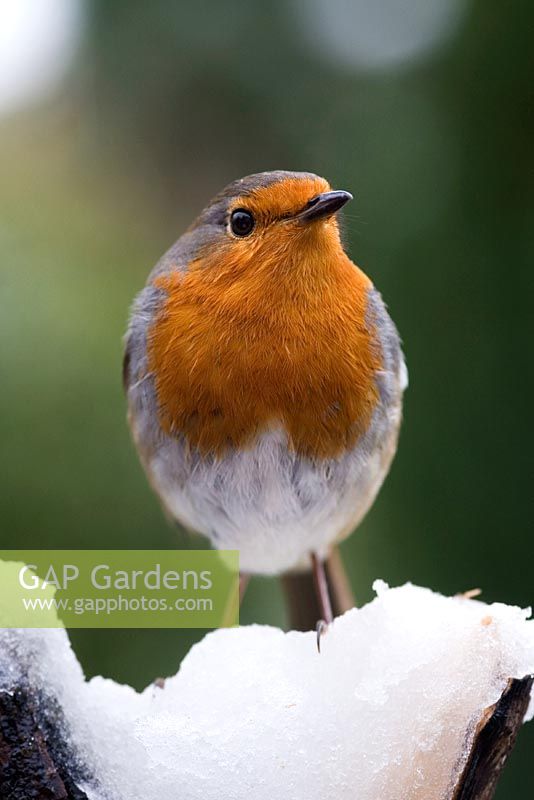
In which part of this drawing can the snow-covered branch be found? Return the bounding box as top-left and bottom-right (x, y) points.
(1, 583), (533, 799)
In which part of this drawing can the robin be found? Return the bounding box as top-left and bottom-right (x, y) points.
(123, 171), (407, 627)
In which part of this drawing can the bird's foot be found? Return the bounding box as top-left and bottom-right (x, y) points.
(315, 619), (329, 653)
(311, 552), (333, 653)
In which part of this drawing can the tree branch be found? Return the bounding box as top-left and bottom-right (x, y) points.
(0, 688), (89, 800)
(453, 676), (533, 800)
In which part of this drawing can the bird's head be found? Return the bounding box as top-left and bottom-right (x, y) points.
(178, 171), (353, 285)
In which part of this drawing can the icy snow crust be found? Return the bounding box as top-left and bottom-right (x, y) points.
(1, 581), (533, 800)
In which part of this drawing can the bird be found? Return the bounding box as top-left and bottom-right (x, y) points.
(123, 170), (407, 627)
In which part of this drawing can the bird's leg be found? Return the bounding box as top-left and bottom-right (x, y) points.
(325, 545), (355, 613)
(239, 573), (250, 605)
(311, 553), (333, 622)
(311, 552), (333, 652)
(280, 545), (354, 640)
(221, 572), (250, 627)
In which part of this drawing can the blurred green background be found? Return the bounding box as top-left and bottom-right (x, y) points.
(1, 1), (533, 794)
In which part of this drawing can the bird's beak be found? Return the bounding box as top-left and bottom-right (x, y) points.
(296, 190), (353, 223)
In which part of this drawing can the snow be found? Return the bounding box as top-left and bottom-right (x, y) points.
(1, 577), (533, 800)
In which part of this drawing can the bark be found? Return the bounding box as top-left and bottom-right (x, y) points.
(0, 687), (89, 800)
(452, 676), (533, 800)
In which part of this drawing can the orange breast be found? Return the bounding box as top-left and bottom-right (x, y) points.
(148, 224), (381, 459)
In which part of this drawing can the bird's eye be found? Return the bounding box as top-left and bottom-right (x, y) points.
(230, 209), (255, 237)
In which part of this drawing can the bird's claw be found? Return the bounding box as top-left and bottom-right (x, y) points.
(316, 619), (328, 653)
